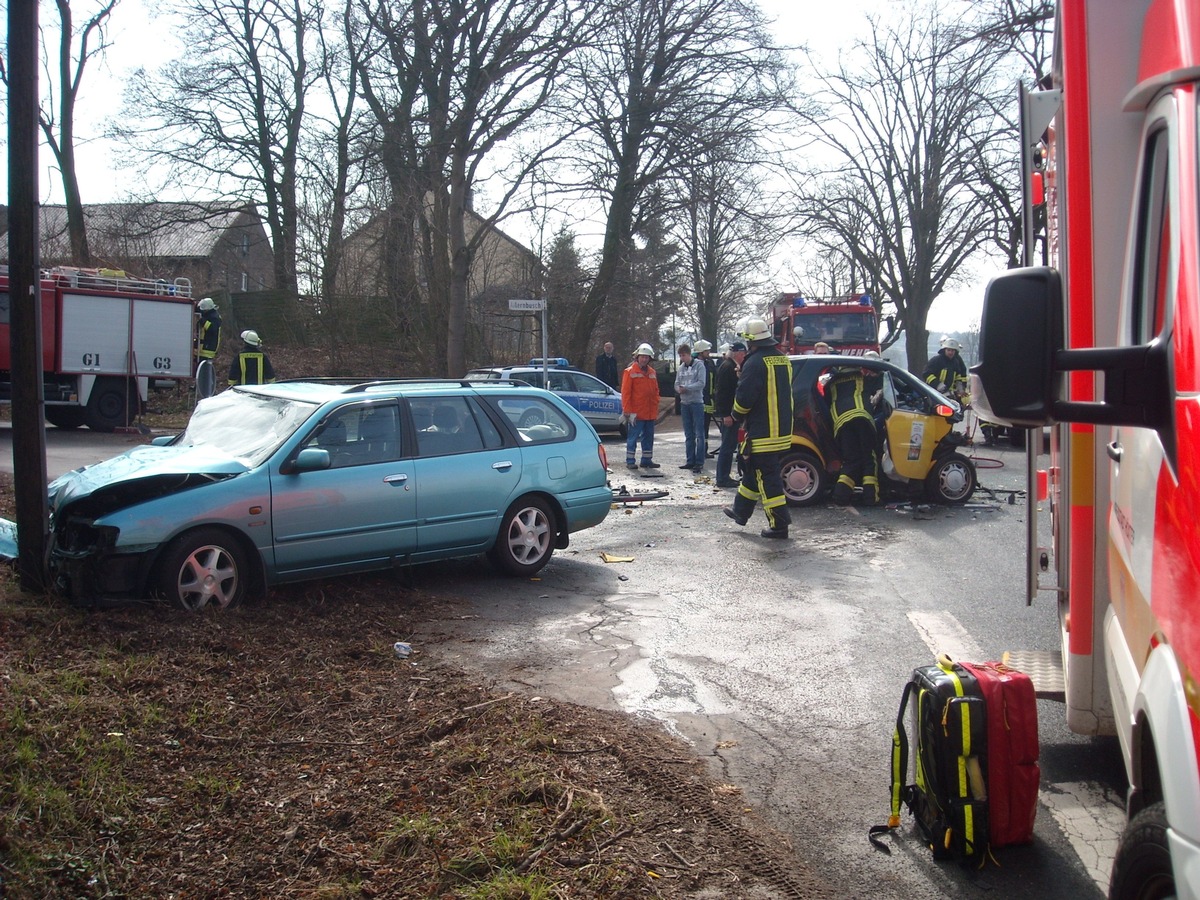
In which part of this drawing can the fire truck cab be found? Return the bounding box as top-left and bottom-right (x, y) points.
(971, 1), (1200, 896)
(768, 292), (880, 356)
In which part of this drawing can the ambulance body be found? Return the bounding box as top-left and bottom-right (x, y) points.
(971, 1), (1200, 895)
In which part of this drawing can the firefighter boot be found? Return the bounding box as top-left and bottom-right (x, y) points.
(723, 494), (754, 527)
(832, 475), (855, 506)
(761, 505), (790, 539)
(861, 478), (880, 506)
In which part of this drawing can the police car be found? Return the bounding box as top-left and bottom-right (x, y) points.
(466, 359), (626, 435)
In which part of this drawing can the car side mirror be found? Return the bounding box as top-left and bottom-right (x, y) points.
(150, 435), (177, 447)
(969, 267), (1063, 427)
(291, 447), (331, 473)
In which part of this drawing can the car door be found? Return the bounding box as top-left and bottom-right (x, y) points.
(408, 395), (520, 560)
(270, 401), (417, 577)
(881, 369), (942, 480)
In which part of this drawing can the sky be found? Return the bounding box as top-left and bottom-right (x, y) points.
(6, 0), (989, 334)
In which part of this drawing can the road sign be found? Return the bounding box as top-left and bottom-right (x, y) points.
(508, 298), (545, 312)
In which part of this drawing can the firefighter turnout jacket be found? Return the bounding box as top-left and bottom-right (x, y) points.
(197, 309), (222, 360)
(733, 343), (793, 453)
(828, 367), (873, 433)
(922, 349), (968, 395)
(229, 349), (276, 386)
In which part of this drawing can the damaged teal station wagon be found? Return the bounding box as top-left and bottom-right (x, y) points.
(4, 379), (613, 611)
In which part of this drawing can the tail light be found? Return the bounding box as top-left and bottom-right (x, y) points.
(598, 443), (608, 470)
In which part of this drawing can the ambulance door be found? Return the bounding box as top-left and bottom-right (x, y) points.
(1107, 101), (1174, 697)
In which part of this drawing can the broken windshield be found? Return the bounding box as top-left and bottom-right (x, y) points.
(177, 390), (318, 468)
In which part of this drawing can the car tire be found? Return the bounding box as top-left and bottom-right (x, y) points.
(84, 376), (140, 432)
(925, 453), (976, 504)
(488, 496), (556, 577)
(44, 406), (87, 430)
(156, 527), (247, 612)
(1109, 801), (1174, 900)
(780, 450), (826, 507)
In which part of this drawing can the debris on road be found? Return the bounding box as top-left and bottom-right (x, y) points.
(600, 552), (636, 563)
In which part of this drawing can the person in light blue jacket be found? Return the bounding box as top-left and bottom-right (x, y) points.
(675, 344), (707, 471)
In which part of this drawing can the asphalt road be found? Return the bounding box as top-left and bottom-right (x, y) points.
(410, 427), (1128, 900)
(2, 418), (1128, 898)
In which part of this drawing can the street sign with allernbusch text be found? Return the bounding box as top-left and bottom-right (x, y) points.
(507, 298), (545, 312)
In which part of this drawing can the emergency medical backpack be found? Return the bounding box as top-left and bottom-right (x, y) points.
(870, 657), (989, 862)
(870, 656), (1039, 862)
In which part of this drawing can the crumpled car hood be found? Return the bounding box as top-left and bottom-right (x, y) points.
(0, 443), (249, 562)
(48, 443), (249, 517)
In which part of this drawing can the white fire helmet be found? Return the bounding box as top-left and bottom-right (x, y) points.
(634, 342), (654, 358)
(940, 336), (963, 351)
(241, 329), (263, 347)
(693, 339), (713, 353)
(739, 316), (772, 342)
(197, 297), (217, 311)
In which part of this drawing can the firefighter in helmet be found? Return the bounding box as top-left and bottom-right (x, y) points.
(621, 342), (661, 469)
(724, 317), (794, 538)
(228, 329), (276, 386)
(195, 297), (222, 360)
(922, 336), (968, 399)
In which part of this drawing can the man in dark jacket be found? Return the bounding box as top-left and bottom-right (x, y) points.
(713, 342), (746, 488)
(724, 319), (794, 538)
(595, 342), (620, 390)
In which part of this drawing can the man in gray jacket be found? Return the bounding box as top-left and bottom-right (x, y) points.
(675, 344), (707, 471)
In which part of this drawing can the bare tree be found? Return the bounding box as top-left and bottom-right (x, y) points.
(0, 0), (118, 264)
(353, 0), (599, 376)
(792, 6), (1013, 373)
(118, 0), (329, 294)
(672, 133), (777, 342)
(559, 0), (790, 364)
(295, 1), (375, 374)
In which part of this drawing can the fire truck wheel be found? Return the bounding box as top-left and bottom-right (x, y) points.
(1109, 801), (1174, 900)
(84, 377), (140, 432)
(780, 450), (826, 507)
(925, 453), (976, 504)
(156, 527), (247, 612)
(44, 407), (87, 430)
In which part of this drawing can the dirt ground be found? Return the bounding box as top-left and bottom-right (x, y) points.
(0, 468), (832, 899)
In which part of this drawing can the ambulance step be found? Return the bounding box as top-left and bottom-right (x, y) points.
(1001, 649), (1066, 702)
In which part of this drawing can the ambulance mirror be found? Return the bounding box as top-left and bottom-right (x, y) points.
(970, 267), (1063, 427)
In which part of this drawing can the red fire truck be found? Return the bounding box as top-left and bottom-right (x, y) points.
(971, 1), (1200, 896)
(0, 267), (196, 431)
(767, 292), (880, 356)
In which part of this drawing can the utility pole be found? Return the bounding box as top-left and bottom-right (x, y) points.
(8, 0), (50, 592)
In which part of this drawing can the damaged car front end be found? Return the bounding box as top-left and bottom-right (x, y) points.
(47, 466), (246, 605)
(2, 388), (319, 609)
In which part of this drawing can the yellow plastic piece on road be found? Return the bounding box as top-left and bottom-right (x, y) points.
(600, 552), (635, 563)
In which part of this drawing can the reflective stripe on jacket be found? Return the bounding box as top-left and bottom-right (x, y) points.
(828, 369), (872, 432)
(732, 344), (793, 453)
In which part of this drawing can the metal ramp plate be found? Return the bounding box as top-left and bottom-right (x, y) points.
(1002, 649), (1066, 702)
